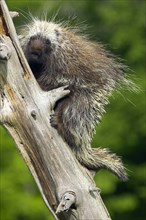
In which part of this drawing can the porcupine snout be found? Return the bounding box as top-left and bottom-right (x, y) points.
(25, 34), (52, 79)
(29, 38), (42, 59)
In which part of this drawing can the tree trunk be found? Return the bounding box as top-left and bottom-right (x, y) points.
(0, 1), (111, 219)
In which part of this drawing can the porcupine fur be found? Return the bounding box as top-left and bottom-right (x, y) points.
(20, 18), (133, 181)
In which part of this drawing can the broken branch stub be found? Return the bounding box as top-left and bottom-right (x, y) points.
(0, 41), (11, 60)
(56, 192), (76, 214)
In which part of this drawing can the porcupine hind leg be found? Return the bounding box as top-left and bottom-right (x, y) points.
(50, 94), (128, 181)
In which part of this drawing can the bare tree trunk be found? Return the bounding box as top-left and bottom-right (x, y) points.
(0, 1), (111, 219)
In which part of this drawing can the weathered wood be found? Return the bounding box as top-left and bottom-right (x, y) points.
(0, 1), (111, 219)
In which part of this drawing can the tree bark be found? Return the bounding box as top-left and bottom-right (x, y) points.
(0, 1), (111, 219)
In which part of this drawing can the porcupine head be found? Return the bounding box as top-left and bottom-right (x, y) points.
(20, 17), (133, 181)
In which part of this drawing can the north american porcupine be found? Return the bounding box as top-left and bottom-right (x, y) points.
(20, 18), (133, 181)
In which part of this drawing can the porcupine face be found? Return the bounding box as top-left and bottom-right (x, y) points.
(22, 20), (63, 79)
(25, 35), (52, 79)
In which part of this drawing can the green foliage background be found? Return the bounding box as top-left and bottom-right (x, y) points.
(0, 0), (145, 220)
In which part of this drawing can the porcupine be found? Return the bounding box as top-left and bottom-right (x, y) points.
(20, 18), (131, 181)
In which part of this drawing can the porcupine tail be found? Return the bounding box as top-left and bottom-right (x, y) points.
(75, 147), (128, 181)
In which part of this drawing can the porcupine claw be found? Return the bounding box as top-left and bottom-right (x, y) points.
(50, 114), (58, 129)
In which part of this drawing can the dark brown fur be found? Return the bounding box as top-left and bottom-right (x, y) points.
(21, 19), (129, 181)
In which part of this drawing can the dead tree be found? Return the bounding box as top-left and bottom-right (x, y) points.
(0, 1), (111, 219)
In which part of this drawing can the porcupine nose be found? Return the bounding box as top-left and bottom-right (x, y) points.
(29, 38), (43, 59)
(28, 36), (44, 60)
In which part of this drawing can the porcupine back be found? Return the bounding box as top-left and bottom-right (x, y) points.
(21, 18), (133, 181)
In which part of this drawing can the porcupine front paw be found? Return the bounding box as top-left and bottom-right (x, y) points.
(50, 114), (58, 129)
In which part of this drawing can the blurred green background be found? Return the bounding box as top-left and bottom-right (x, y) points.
(0, 0), (145, 220)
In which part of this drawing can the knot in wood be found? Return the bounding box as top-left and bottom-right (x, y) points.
(0, 43), (11, 60)
(31, 110), (37, 120)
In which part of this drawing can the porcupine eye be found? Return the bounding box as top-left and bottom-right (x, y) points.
(45, 39), (51, 45)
